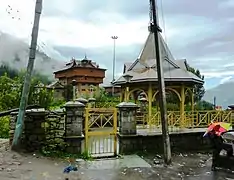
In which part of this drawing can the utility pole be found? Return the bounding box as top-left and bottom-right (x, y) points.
(111, 36), (118, 97)
(11, 0), (43, 150)
(149, 0), (172, 164)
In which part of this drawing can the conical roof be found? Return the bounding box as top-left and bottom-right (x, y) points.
(115, 32), (204, 85)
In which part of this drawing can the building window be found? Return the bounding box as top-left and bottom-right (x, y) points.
(82, 89), (86, 91)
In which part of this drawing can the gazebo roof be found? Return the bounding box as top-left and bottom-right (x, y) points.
(114, 32), (204, 85)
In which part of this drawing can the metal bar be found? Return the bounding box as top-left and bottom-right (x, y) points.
(113, 108), (118, 156)
(85, 108), (89, 152)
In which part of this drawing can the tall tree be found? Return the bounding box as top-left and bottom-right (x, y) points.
(186, 65), (205, 102)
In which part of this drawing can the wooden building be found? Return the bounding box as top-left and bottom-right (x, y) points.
(53, 56), (106, 97)
(102, 84), (122, 96)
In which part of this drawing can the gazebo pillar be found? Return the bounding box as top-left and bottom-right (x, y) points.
(124, 87), (128, 101)
(191, 88), (194, 113)
(148, 83), (153, 123)
(120, 88), (125, 102)
(180, 85), (185, 127)
(191, 87), (195, 127)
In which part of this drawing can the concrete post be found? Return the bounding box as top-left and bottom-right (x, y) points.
(76, 97), (88, 106)
(64, 101), (85, 136)
(64, 101), (85, 153)
(88, 97), (96, 108)
(117, 102), (138, 135)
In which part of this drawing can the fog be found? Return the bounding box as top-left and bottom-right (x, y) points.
(0, 32), (65, 79)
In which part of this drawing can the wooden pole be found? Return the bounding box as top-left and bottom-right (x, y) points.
(11, 0), (43, 150)
(149, 0), (172, 164)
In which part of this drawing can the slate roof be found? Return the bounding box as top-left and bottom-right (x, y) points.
(123, 63), (132, 73)
(115, 32), (204, 85)
(47, 81), (64, 89)
(54, 56), (105, 74)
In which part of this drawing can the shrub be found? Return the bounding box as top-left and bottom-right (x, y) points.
(0, 116), (10, 138)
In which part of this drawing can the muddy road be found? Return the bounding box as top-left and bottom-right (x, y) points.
(0, 139), (234, 180)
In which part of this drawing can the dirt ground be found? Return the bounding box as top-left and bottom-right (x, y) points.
(0, 139), (70, 179)
(1, 139), (234, 180)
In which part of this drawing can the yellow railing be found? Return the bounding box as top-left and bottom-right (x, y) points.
(142, 110), (234, 128)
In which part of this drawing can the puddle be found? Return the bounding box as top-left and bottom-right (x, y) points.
(80, 155), (151, 170)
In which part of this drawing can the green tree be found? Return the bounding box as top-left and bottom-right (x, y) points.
(0, 73), (20, 110)
(0, 64), (18, 79)
(195, 100), (214, 110)
(0, 73), (54, 110)
(186, 65), (205, 102)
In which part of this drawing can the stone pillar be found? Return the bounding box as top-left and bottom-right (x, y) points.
(24, 110), (47, 152)
(88, 97), (96, 108)
(9, 109), (47, 152)
(139, 97), (148, 125)
(64, 101), (85, 154)
(117, 102), (138, 135)
(117, 102), (139, 154)
(76, 97), (88, 106)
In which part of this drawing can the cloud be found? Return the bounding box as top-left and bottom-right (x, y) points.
(1, 0), (234, 88)
(219, 76), (233, 84)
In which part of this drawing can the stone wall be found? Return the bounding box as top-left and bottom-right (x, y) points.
(10, 110), (47, 152)
(43, 110), (66, 153)
(9, 101), (85, 154)
(118, 131), (211, 155)
(9, 101), (213, 156)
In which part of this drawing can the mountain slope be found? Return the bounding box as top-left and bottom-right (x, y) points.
(203, 81), (234, 108)
(0, 32), (65, 78)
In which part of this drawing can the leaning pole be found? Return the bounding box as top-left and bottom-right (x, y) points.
(149, 0), (172, 164)
(11, 0), (43, 150)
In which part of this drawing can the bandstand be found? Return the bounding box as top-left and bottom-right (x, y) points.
(114, 32), (204, 127)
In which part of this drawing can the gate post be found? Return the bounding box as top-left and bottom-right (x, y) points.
(64, 101), (85, 154)
(117, 102), (138, 135)
(117, 102), (139, 154)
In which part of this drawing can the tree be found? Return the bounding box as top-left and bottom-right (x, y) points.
(186, 65), (205, 102)
(0, 73), (54, 111)
(0, 64), (18, 79)
(195, 100), (214, 110)
(0, 73), (20, 110)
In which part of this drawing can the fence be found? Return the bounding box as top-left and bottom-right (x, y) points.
(137, 110), (234, 129)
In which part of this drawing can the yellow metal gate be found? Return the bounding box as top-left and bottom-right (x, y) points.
(85, 108), (118, 158)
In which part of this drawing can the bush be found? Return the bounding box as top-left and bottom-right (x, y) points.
(0, 116), (10, 138)
(49, 99), (66, 110)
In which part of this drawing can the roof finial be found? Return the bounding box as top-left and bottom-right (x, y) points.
(84, 53), (88, 60)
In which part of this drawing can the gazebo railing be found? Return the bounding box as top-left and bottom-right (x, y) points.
(137, 110), (234, 129)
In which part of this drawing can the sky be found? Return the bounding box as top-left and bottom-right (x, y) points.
(0, 0), (234, 89)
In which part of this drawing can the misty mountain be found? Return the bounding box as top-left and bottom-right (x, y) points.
(0, 32), (64, 79)
(203, 81), (234, 109)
